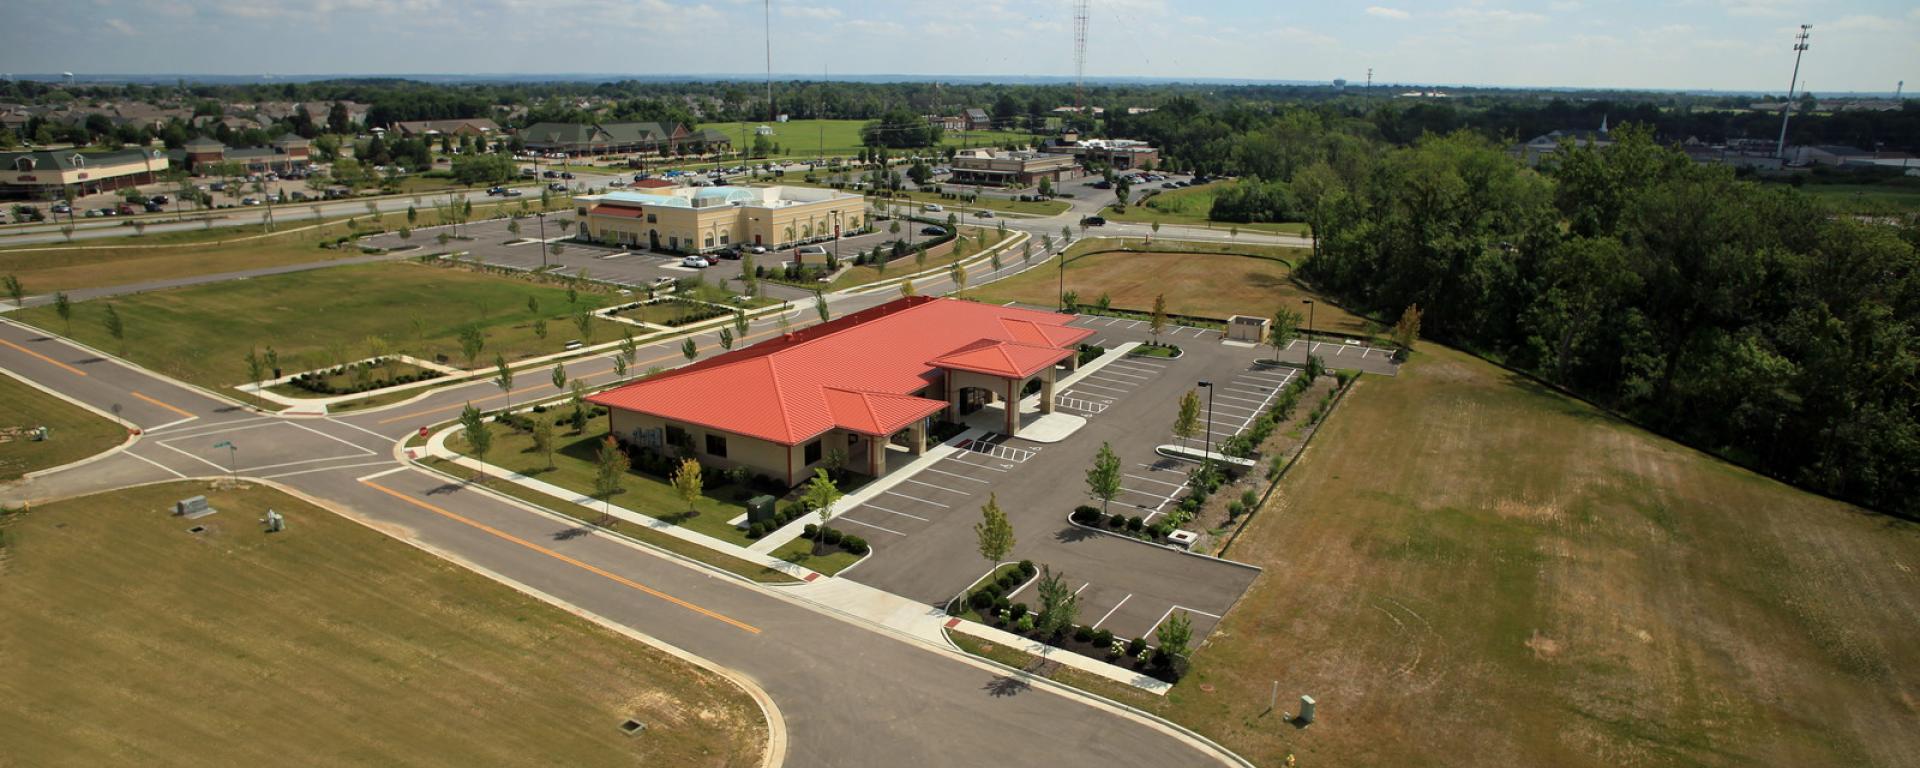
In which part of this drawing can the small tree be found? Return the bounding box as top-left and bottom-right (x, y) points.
(568, 380), (589, 433)
(1150, 293), (1167, 343)
(52, 291), (72, 335)
(458, 324), (485, 367)
(1035, 566), (1080, 640)
(814, 293), (830, 323)
(802, 468), (843, 553)
(1173, 389), (1201, 450)
(493, 354), (514, 412)
(671, 458), (704, 516)
(102, 303), (125, 354)
(2, 275), (22, 308)
(612, 354), (628, 378)
(459, 402), (492, 472)
(591, 435), (628, 524)
(551, 364), (568, 392)
(531, 416), (556, 470)
(718, 327), (735, 350)
(900, 277), (916, 298)
(245, 347), (265, 392)
(532, 316), (548, 341)
(1086, 441), (1121, 515)
(526, 295), (539, 316)
(678, 337), (697, 362)
(1393, 303), (1423, 353)
(1268, 307), (1303, 363)
(733, 310), (749, 339)
(974, 493), (1015, 568)
(1157, 610), (1194, 660)
(573, 310), (594, 343)
(618, 329), (637, 365)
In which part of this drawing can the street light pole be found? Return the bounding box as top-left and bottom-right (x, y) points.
(1302, 299), (1315, 357)
(1197, 381), (1215, 466)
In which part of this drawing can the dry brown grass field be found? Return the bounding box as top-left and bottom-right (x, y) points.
(0, 481), (765, 767)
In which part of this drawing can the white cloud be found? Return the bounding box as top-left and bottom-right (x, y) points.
(780, 5), (842, 21)
(1443, 7), (1548, 24)
(104, 17), (136, 35)
(1365, 6), (1410, 20)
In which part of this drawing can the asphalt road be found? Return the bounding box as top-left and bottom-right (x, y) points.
(0, 234), (1256, 767)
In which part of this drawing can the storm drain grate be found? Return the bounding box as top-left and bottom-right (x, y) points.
(619, 719), (647, 737)
(186, 525), (207, 534)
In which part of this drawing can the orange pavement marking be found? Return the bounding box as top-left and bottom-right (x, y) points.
(362, 480), (763, 635)
(0, 336), (87, 376)
(130, 390), (196, 419)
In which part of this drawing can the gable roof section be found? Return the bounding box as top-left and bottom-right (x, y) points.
(589, 297), (1092, 445)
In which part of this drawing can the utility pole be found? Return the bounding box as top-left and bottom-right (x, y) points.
(1775, 24), (1812, 160)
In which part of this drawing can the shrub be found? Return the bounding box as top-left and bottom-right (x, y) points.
(1071, 505), (1100, 524)
(979, 582), (1002, 599)
(1074, 625), (1095, 642)
(969, 591), (994, 610)
(1017, 560), (1036, 577)
(746, 522), (765, 539)
(1127, 516), (1144, 532)
(1008, 603), (1028, 621)
(823, 527), (844, 545)
(1092, 628), (1114, 647)
(843, 536), (870, 555)
(1015, 614), (1035, 633)
(1127, 637), (1148, 657)
(1107, 514), (1125, 529)
(992, 596), (1011, 614)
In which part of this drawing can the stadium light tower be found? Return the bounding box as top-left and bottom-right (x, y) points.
(1775, 24), (1811, 160)
(1073, 0), (1090, 111)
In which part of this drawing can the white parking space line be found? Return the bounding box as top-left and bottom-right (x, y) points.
(838, 516), (907, 536)
(1118, 485), (1179, 502)
(1213, 393), (1266, 406)
(902, 477), (968, 495)
(1096, 368), (1153, 380)
(1225, 387), (1271, 398)
(1241, 371), (1293, 382)
(943, 455), (1009, 473)
(1073, 381), (1133, 394)
(861, 504), (932, 522)
(1118, 358), (1167, 369)
(924, 467), (992, 484)
(883, 491), (953, 509)
(1206, 402), (1259, 414)
(1092, 594), (1133, 630)
(1124, 472), (1185, 488)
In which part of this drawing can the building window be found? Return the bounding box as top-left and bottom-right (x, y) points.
(665, 425), (693, 451)
(804, 439), (822, 465)
(646, 213), (657, 223)
(704, 234), (714, 247)
(705, 434), (728, 458)
(719, 232), (730, 245)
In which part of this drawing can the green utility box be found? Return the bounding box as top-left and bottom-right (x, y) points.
(746, 495), (778, 524)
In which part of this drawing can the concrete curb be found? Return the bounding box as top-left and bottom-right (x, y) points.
(2, 361), (139, 480)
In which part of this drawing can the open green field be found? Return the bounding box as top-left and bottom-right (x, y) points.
(967, 238), (1368, 332)
(11, 261), (627, 391)
(0, 195), (568, 293)
(0, 481), (765, 767)
(0, 373), (125, 480)
(1104, 183), (1311, 236)
(1787, 182), (1920, 214)
(1109, 345), (1920, 767)
(696, 120), (1043, 161)
(453, 426), (760, 548)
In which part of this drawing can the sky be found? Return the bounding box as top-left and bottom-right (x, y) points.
(2, 0), (1915, 93)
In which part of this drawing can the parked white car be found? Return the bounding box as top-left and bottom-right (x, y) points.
(922, 203), (943, 212)
(681, 255), (711, 268)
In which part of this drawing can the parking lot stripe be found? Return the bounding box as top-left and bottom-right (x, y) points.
(1119, 358), (1167, 369)
(861, 504), (931, 522)
(1214, 393), (1266, 405)
(924, 467), (991, 484)
(1124, 472), (1185, 488)
(883, 491), (952, 509)
(837, 516), (908, 536)
(1074, 381), (1132, 394)
(1242, 371), (1293, 382)
(1086, 375), (1139, 387)
(1095, 369), (1151, 380)
(1092, 594), (1132, 630)
(902, 477), (967, 495)
(943, 455), (1008, 473)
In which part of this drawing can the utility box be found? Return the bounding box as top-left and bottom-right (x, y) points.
(1298, 695), (1316, 725)
(1227, 314), (1270, 343)
(174, 496), (216, 519)
(746, 495), (778, 524)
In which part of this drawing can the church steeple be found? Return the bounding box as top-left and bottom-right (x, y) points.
(1600, 114), (1609, 134)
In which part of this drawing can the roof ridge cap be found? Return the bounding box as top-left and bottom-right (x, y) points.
(762, 356), (800, 443)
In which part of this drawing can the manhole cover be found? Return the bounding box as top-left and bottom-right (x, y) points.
(619, 719), (646, 737)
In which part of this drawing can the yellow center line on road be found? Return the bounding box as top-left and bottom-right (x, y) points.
(0, 336), (88, 376)
(130, 390), (197, 419)
(362, 479), (763, 635)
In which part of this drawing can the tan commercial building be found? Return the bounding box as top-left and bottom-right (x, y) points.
(948, 148), (1081, 187)
(1044, 138), (1161, 170)
(579, 185), (866, 255)
(0, 148), (169, 200)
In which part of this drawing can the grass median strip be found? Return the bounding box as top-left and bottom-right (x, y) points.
(0, 372), (126, 480)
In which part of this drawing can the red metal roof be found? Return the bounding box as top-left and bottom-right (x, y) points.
(589, 297), (1093, 445)
(588, 204), (644, 218)
(630, 178), (676, 189)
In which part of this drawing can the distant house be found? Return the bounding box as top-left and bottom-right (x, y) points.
(928, 115), (965, 132)
(392, 118), (501, 138)
(1512, 120), (1614, 166)
(1040, 138), (1161, 171)
(949, 148), (1082, 187)
(963, 108), (993, 131)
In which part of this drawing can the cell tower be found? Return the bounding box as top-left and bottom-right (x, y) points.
(1073, 0), (1090, 110)
(764, 0), (774, 122)
(1774, 24), (1811, 160)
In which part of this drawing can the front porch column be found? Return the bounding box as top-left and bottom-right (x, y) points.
(1005, 378), (1018, 436)
(949, 387), (963, 421)
(868, 435), (884, 477)
(910, 420), (927, 455)
(1067, 352), (1080, 372)
(1040, 368), (1056, 415)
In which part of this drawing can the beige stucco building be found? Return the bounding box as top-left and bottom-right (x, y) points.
(578, 185), (866, 255)
(0, 148), (169, 200)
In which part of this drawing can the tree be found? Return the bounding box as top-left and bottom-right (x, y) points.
(459, 402), (492, 471)
(573, 310), (594, 343)
(681, 338), (698, 361)
(718, 327), (735, 350)
(612, 354), (628, 378)
(733, 311), (750, 340)
(1115, 176), (1132, 209)
(802, 468), (843, 552)
(618, 329), (637, 366)
(592, 435), (628, 524)
(1157, 610), (1194, 659)
(1035, 566), (1080, 640)
(245, 347), (265, 392)
(1268, 307), (1303, 362)
(1173, 389), (1201, 450)
(974, 493), (1015, 567)
(2, 275), (22, 308)
(458, 324), (485, 367)
(672, 458), (704, 516)
(526, 295), (539, 316)
(950, 262), (967, 295)
(900, 277), (916, 298)
(102, 303), (125, 354)
(1086, 442), (1122, 515)
(551, 364), (568, 392)
(532, 416), (556, 471)
(1150, 294), (1167, 343)
(532, 316), (547, 341)
(1037, 176), (1053, 197)
(1392, 304), (1423, 353)
(814, 293), (830, 322)
(52, 291), (72, 335)
(568, 380), (589, 432)
(493, 354), (514, 412)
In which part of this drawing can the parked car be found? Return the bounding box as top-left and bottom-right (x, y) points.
(560, 172), (574, 180)
(1080, 215), (1106, 227)
(543, 170), (559, 178)
(486, 186), (506, 196)
(547, 183), (567, 191)
(922, 203), (943, 212)
(681, 255), (711, 268)
(50, 202), (71, 215)
(116, 203), (137, 215)
(143, 201), (164, 213)
(241, 197), (259, 206)
(84, 208), (103, 218)
(920, 226), (945, 236)
(743, 244), (767, 254)
(649, 276), (677, 289)
(150, 194), (170, 205)
(502, 188), (523, 197)
(976, 210), (994, 218)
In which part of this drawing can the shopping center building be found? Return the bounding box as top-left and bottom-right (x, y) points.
(578, 185), (867, 254)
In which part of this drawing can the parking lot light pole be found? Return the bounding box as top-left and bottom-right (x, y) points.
(1197, 381), (1215, 465)
(1302, 299), (1315, 353)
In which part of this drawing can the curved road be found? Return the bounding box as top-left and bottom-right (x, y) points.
(0, 237), (1251, 767)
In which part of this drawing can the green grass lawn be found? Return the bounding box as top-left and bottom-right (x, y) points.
(769, 537), (861, 576)
(0, 373), (126, 481)
(695, 120), (1043, 162)
(829, 226), (1013, 291)
(11, 261), (627, 391)
(452, 426), (757, 547)
(1788, 182), (1920, 214)
(1103, 183), (1310, 236)
(0, 481), (766, 767)
(1077, 344), (1920, 767)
